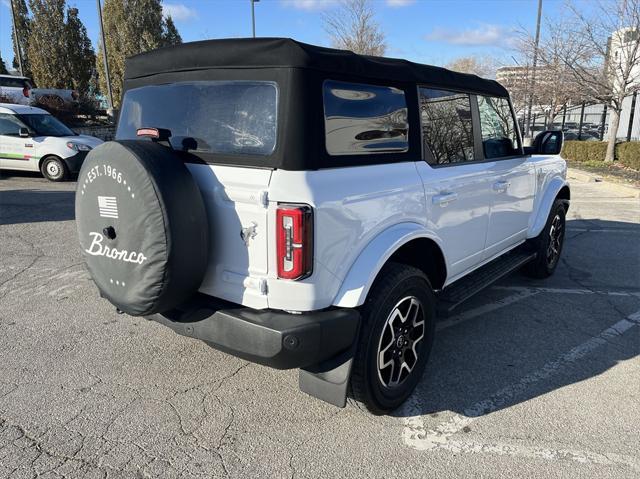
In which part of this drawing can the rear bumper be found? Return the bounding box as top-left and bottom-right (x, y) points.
(146, 294), (360, 369)
(62, 151), (88, 174)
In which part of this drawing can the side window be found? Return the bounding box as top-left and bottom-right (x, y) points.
(323, 80), (408, 156)
(477, 96), (520, 159)
(0, 114), (24, 136)
(419, 88), (475, 165)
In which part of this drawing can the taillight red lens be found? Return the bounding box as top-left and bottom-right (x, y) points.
(276, 204), (313, 280)
(22, 87), (30, 98)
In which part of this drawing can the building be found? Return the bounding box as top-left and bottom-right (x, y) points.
(607, 27), (640, 91)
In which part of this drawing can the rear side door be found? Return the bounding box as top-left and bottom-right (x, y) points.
(415, 87), (493, 281)
(476, 95), (536, 258)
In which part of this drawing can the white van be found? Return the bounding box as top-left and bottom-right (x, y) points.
(0, 104), (102, 181)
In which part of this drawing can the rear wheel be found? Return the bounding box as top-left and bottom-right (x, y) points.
(41, 156), (68, 182)
(349, 262), (436, 414)
(523, 199), (566, 278)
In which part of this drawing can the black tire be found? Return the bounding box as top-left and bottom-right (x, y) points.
(41, 156), (68, 182)
(523, 199), (566, 278)
(349, 262), (436, 414)
(75, 140), (209, 316)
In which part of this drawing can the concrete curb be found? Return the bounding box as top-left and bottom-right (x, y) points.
(567, 167), (640, 197)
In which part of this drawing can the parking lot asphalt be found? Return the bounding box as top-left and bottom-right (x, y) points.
(0, 169), (638, 479)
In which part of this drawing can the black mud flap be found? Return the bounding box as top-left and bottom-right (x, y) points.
(298, 321), (361, 408)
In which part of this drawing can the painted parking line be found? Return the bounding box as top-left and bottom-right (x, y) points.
(403, 310), (640, 471)
(567, 228), (639, 234)
(494, 285), (640, 298)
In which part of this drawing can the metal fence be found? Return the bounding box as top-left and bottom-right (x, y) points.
(528, 92), (639, 142)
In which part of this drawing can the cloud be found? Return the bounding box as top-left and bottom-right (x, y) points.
(163, 3), (197, 21)
(280, 0), (338, 11)
(426, 24), (514, 47)
(386, 0), (415, 6)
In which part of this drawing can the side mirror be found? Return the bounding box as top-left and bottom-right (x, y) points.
(529, 130), (564, 155)
(18, 127), (30, 138)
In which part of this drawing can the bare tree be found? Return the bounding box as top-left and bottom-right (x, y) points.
(563, 0), (640, 161)
(323, 0), (386, 56)
(446, 56), (498, 79)
(514, 21), (584, 130)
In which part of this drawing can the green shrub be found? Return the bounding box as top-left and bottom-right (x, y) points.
(561, 141), (608, 162)
(615, 142), (640, 171)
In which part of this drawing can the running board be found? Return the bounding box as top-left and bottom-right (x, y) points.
(437, 250), (536, 317)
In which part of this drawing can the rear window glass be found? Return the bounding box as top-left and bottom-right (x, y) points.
(0, 77), (31, 88)
(323, 80), (408, 156)
(117, 81), (277, 156)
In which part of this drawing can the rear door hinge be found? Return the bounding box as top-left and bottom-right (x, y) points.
(259, 190), (269, 208)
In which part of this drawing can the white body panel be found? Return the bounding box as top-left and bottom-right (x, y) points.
(187, 154), (567, 312)
(188, 164), (272, 309)
(483, 157), (536, 259)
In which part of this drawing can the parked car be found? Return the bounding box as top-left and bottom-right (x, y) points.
(564, 129), (599, 141)
(0, 74), (79, 110)
(0, 103), (102, 181)
(75, 38), (570, 414)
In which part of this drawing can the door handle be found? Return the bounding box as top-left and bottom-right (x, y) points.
(493, 180), (510, 192)
(433, 192), (458, 206)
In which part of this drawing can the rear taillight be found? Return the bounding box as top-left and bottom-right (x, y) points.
(276, 204), (313, 280)
(22, 87), (30, 98)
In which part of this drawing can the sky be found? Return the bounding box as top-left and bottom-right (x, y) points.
(0, 0), (598, 74)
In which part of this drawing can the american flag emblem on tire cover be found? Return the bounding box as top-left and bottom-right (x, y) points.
(98, 196), (119, 219)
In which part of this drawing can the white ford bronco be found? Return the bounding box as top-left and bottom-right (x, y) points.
(75, 38), (569, 414)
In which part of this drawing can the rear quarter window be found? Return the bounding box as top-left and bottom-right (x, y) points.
(323, 80), (409, 156)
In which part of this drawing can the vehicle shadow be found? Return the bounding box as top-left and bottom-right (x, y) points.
(393, 217), (640, 420)
(0, 189), (75, 225)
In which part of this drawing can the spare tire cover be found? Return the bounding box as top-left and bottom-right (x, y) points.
(76, 140), (209, 316)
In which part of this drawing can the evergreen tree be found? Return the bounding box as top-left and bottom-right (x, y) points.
(26, 1), (96, 95)
(0, 54), (9, 75)
(10, 0), (32, 78)
(27, 0), (69, 88)
(97, 0), (168, 107)
(162, 15), (182, 46)
(65, 7), (96, 94)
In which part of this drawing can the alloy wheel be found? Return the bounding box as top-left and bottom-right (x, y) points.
(376, 296), (425, 388)
(547, 213), (564, 267)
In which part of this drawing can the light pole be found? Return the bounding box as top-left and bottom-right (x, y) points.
(525, 0), (543, 138)
(251, 0), (260, 38)
(9, 0), (24, 76)
(96, 0), (115, 116)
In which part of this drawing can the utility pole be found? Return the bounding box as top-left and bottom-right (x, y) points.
(251, 0), (260, 38)
(96, 0), (115, 115)
(525, 0), (543, 138)
(9, 0), (24, 76)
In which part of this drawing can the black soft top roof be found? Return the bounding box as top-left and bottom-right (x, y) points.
(125, 37), (509, 97)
